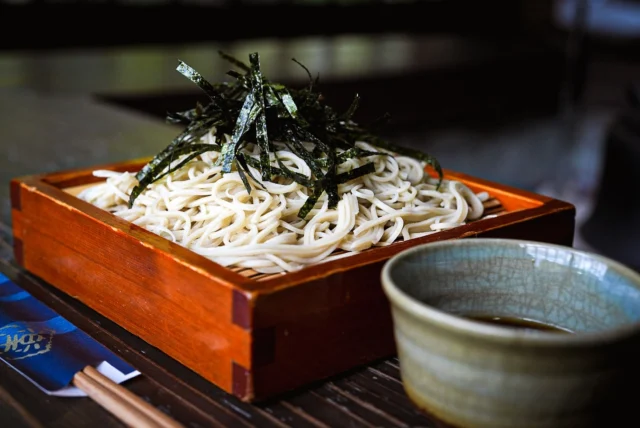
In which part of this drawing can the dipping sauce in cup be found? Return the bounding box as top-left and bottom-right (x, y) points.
(382, 238), (640, 428)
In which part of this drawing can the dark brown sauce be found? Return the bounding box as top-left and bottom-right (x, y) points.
(464, 315), (573, 333)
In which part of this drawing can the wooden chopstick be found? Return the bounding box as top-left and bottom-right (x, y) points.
(73, 366), (184, 428)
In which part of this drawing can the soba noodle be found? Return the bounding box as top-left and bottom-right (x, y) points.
(78, 134), (487, 274)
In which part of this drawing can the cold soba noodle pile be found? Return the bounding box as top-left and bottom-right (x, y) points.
(78, 53), (487, 274)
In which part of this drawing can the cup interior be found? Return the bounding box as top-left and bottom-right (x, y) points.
(387, 239), (640, 333)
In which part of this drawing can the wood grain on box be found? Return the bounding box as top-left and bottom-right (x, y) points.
(10, 159), (576, 402)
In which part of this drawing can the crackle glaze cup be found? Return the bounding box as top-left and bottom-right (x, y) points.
(381, 238), (640, 428)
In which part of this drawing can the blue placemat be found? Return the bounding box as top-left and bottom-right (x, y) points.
(0, 272), (139, 396)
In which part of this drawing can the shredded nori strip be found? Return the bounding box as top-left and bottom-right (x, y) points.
(335, 163), (376, 184)
(219, 91), (257, 173)
(236, 153), (266, 192)
(249, 53), (272, 181)
(176, 61), (232, 123)
(218, 50), (251, 72)
(341, 94), (360, 121)
(298, 184), (325, 220)
(129, 143), (221, 204)
(128, 52), (444, 219)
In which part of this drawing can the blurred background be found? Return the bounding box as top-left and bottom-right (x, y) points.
(1, 0), (639, 270)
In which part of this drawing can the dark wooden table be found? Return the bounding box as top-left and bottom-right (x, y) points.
(0, 89), (446, 428)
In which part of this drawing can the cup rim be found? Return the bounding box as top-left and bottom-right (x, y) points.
(381, 238), (640, 347)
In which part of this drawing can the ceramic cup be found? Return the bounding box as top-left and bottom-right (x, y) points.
(381, 238), (640, 428)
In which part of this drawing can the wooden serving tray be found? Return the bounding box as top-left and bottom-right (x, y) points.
(10, 159), (575, 402)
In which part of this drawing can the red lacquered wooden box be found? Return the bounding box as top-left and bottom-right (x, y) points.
(10, 159), (575, 402)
